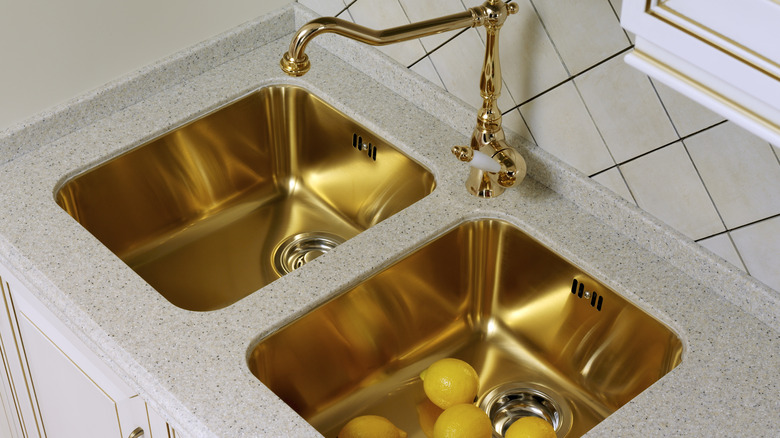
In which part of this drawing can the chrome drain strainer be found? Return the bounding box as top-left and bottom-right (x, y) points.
(478, 383), (570, 437)
(273, 232), (345, 275)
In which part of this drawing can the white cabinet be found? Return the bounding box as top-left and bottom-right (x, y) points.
(0, 349), (25, 438)
(621, 0), (780, 145)
(0, 264), (172, 438)
(0, 271), (43, 437)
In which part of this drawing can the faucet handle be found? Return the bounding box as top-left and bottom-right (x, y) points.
(452, 146), (501, 173)
(492, 145), (526, 188)
(452, 143), (526, 197)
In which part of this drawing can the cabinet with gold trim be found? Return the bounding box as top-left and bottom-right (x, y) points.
(0, 263), (172, 438)
(0, 267), (43, 437)
(621, 0), (780, 145)
(0, 364), (22, 438)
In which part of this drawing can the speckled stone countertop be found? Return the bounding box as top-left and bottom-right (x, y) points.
(0, 4), (778, 437)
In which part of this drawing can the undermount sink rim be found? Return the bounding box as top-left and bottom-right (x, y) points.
(247, 216), (685, 438)
(52, 83), (436, 312)
(247, 213), (688, 354)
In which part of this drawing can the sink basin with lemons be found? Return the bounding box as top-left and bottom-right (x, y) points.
(248, 219), (683, 437)
(54, 85), (435, 311)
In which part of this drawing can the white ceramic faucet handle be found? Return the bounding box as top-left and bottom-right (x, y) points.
(469, 149), (502, 173)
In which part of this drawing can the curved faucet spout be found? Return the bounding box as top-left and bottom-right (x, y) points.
(280, 11), (479, 76)
(282, 0), (526, 197)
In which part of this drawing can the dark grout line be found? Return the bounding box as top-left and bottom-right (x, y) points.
(615, 119), (728, 167)
(336, 0), (357, 18)
(592, 161), (780, 245)
(695, 213), (780, 242)
(527, 0), (571, 77)
(694, 229), (728, 243)
(771, 142), (780, 164)
(406, 8), (634, 116)
(502, 45), (635, 115)
(588, 165), (617, 179)
(648, 76), (682, 138)
(647, 74), (731, 233)
(606, 0), (634, 43)
(587, 165), (640, 205)
(726, 231), (752, 273)
(501, 76), (570, 114)
(731, 213), (780, 234)
(407, 28), (470, 69)
(564, 45), (635, 84)
(570, 77), (619, 170)
(678, 129), (730, 237)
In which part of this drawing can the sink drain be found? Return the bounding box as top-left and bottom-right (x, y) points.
(478, 383), (570, 437)
(273, 232), (345, 275)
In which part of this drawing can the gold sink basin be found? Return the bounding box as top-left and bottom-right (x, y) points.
(248, 219), (683, 437)
(55, 85), (435, 311)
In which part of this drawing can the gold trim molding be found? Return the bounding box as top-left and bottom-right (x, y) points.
(644, 0), (780, 81)
(631, 48), (780, 136)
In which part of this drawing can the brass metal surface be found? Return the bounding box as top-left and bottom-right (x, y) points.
(55, 85), (435, 311)
(248, 219), (682, 437)
(281, 0), (526, 197)
(280, 11), (478, 76)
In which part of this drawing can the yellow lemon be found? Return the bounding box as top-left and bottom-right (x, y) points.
(417, 398), (444, 438)
(338, 415), (408, 438)
(432, 403), (492, 438)
(420, 358), (479, 409)
(504, 416), (556, 438)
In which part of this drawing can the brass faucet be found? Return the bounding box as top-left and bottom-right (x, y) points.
(281, 0), (526, 197)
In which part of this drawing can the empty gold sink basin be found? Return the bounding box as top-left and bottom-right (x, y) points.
(248, 219), (683, 437)
(55, 86), (435, 311)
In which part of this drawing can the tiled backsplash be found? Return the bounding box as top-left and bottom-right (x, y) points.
(298, 0), (780, 293)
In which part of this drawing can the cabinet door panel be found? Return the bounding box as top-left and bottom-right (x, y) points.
(622, 0), (780, 145)
(663, 0), (780, 65)
(0, 273), (44, 437)
(0, 360), (22, 438)
(1, 260), (172, 438)
(16, 313), (123, 438)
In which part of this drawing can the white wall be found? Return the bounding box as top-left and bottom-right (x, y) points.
(0, 0), (294, 130)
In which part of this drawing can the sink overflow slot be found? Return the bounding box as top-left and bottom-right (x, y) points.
(352, 133), (377, 161)
(571, 279), (603, 311)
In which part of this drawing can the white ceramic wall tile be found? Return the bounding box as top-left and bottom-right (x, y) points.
(502, 108), (534, 142)
(297, 0), (346, 16)
(410, 57), (445, 89)
(428, 28), (515, 111)
(347, 0), (427, 66)
(620, 142), (725, 240)
(575, 56), (678, 163)
(610, 0), (636, 43)
(497, 0), (569, 104)
(652, 80), (725, 137)
(731, 216), (780, 292)
(697, 233), (746, 271)
(685, 122), (780, 229)
(519, 82), (614, 175)
(530, 0), (630, 75)
(397, 0), (467, 52)
(591, 167), (636, 204)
